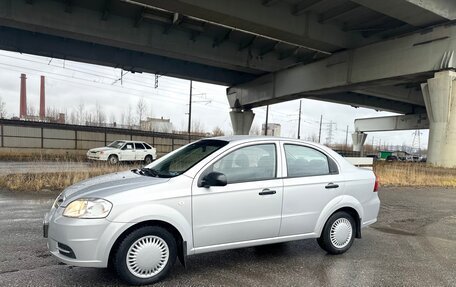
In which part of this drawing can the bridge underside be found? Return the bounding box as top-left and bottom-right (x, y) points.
(0, 0), (455, 166)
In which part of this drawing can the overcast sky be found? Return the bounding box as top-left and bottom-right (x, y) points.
(0, 49), (428, 149)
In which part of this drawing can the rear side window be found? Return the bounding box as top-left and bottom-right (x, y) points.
(135, 143), (145, 150)
(284, 144), (336, 177)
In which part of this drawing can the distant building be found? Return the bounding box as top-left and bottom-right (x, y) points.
(261, 123), (281, 136)
(140, 117), (174, 132)
(21, 113), (65, 124)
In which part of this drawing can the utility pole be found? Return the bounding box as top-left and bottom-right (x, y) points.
(187, 80), (193, 140)
(264, 105), (269, 136)
(297, 100), (302, 139)
(318, 115), (323, 143)
(325, 121), (336, 146)
(345, 125), (349, 149)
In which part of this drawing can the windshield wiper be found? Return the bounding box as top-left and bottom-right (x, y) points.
(132, 168), (167, 178)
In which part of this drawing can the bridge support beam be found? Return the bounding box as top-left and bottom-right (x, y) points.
(352, 132), (367, 155)
(229, 109), (255, 135)
(421, 70), (456, 168)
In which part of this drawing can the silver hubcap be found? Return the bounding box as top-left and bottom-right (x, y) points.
(330, 218), (353, 249)
(126, 236), (169, 278)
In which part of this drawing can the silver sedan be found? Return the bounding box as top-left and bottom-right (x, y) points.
(44, 136), (380, 285)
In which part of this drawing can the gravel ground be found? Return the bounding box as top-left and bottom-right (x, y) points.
(0, 187), (455, 286)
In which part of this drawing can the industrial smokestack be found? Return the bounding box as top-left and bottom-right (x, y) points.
(20, 73), (27, 118)
(40, 75), (45, 120)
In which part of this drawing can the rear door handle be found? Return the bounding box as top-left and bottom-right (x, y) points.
(325, 183), (339, 189)
(259, 189), (276, 195)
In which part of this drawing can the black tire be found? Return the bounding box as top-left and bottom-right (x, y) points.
(144, 155), (153, 165)
(113, 226), (177, 285)
(108, 154), (119, 165)
(317, 211), (355, 255)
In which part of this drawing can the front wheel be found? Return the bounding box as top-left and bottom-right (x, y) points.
(113, 226), (177, 285)
(317, 211), (355, 255)
(108, 154), (119, 165)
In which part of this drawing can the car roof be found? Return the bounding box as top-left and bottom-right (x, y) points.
(114, 140), (148, 143)
(208, 135), (317, 145)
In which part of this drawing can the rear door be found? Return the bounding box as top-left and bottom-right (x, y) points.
(279, 143), (344, 236)
(134, 142), (147, 160)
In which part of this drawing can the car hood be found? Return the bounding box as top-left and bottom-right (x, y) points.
(89, 147), (116, 152)
(62, 170), (170, 204)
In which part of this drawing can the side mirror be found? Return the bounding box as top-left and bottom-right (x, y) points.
(201, 172), (227, 188)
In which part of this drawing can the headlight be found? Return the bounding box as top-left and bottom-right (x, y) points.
(63, 198), (112, 218)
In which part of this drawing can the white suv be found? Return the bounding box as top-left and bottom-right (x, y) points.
(46, 136), (380, 285)
(87, 140), (157, 164)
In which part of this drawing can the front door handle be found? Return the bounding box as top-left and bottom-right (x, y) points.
(325, 183), (339, 189)
(259, 189), (276, 195)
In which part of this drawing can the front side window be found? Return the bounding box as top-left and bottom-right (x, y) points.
(122, 143), (134, 150)
(284, 144), (330, 177)
(212, 144), (276, 184)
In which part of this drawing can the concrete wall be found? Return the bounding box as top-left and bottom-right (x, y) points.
(0, 120), (201, 157)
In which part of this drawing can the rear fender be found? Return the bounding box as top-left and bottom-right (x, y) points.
(315, 195), (363, 237)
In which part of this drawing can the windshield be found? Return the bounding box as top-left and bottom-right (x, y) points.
(108, 140), (125, 149)
(137, 139), (228, 178)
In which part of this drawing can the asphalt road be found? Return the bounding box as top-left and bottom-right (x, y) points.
(0, 187), (455, 286)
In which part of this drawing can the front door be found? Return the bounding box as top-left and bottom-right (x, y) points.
(119, 142), (136, 161)
(192, 143), (283, 248)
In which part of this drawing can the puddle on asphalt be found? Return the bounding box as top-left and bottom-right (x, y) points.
(371, 226), (417, 236)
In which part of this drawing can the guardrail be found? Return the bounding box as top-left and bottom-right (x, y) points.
(345, 157), (374, 170)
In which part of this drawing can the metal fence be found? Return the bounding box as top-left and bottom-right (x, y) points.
(0, 119), (203, 156)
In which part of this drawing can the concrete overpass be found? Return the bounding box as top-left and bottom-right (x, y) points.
(0, 0), (455, 166)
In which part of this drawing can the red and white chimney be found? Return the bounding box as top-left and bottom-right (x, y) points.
(20, 73), (27, 118)
(40, 75), (45, 120)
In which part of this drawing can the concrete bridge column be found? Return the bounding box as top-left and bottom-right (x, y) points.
(230, 109), (255, 135)
(421, 70), (456, 168)
(352, 131), (367, 155)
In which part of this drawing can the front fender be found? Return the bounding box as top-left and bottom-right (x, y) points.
(100, 204), (193, 263)
(314, 195), (363, 237)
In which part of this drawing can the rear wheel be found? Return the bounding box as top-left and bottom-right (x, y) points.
(144, 155), (153, 165)
(113, 226), (177, 285)
(317, 211), (355, 254)
(108, 154), (119, 165)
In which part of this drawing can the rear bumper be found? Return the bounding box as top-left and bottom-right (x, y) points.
(362, 195), (380, 228)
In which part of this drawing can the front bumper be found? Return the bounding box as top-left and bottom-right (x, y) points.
(44, 208), (132, 268)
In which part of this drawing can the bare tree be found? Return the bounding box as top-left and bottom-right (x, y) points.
(212, 126), (224, 136)
(77, 103), (85, 125)
(191, 119), (205, 134)
(95, 102), (106, 126)
(305, 133), (319, 143)
(0, 97), (6, 119)
(249, 124), (261, 135)
(109, 113), (116, 126)
(27, 103), (36, 116)
(68, 110), (78, 125)
(126, 104), (133, 127)
(136, 98), (147, 125)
